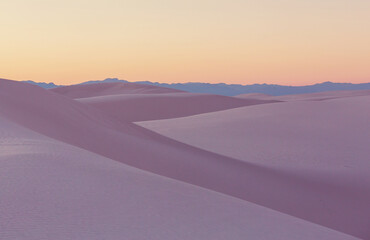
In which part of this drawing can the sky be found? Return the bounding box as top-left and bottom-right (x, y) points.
(1, 0), (370, 85)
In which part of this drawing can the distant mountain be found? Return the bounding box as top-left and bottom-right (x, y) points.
(22, 78), (127, 89)
(79, 78), (128, 85)
(23, 80), (61, 89)
(139, 81), (370, 96)
(23, 78), (370, 96)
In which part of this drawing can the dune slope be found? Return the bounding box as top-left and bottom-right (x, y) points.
(2, 117), (357, 239)
(139, 94), (370, 239)
(139, 95), (370, 170)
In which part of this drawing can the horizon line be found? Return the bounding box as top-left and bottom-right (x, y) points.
(17, 78), (370, 87)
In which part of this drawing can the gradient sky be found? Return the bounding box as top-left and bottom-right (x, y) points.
(1, 0), (370, 85)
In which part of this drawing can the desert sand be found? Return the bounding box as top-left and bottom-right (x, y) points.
(0, 78), (368, 239)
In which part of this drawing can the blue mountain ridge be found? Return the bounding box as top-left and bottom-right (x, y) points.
(23, 78), (370, 96)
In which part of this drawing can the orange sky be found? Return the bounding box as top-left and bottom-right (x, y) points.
(1, 0), (369, 85)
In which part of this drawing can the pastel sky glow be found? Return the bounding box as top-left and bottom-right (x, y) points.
(1, 0), (370, 85)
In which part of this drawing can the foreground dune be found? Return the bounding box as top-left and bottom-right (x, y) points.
(2, 117), (356, 239)
(0, 79), (368, 238)
(52, 82), (276, 122)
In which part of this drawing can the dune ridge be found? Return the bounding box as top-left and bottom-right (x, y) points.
(77, 93), (276, 122)
(52, 82), (277, 122)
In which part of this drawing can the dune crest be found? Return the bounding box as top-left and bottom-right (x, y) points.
(52, 82), (277, 122)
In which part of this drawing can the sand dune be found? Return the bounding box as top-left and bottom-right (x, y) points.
(139, 94), (370, 239)
(77, 92), (274, 122)
(2, 117), (356, 240)
(51, 81), (184, 98)
(236, 89), (370, 101)
(0, 79), (368, 238)
(234, 93), (274, 100)
(52, 82), (276, 122)
(274, 89), (370, 101)
(139, 95), (370, 170)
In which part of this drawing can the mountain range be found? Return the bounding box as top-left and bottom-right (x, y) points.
(23, 78), (370, 96)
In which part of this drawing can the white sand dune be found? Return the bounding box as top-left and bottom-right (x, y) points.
(236, 89), (370, 101)
(274, 90), (370, 101)
(77, 93), (274, 122)
(52, 82), (276, 122)
(235, 93), (274, 100)
(139, 95), (370, 170)
(139, 94), (370, 239)
(2, 117), (355, 240)
(0, 79), (368, 239)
